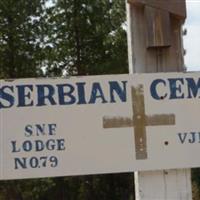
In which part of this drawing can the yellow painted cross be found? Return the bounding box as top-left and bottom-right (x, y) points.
(103, 85), (175, 160)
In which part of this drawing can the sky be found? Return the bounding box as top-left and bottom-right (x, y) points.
(184, 0), (200, 71)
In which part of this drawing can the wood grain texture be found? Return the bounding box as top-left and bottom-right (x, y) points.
(126, 0), (192, 199)
(127, 4), (185, 73)
(145, 6), (171, 47)
(135, 169), (192, 200)
(128, 0), (186, 19)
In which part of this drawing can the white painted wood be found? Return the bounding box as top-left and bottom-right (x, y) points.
(126, 2), (135, 74)
(2, 73), (199, 180)
(126, 1), (192, 200)
(135, 170), (192, 200)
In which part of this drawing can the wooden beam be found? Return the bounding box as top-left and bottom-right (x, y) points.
(145, 6), (171, 47)
(126, 0), (192, 199)
(128, 0), (186, 19)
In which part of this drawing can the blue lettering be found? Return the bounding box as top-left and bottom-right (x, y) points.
(188, 132), (196, 143)
(36, 85), (56, 106)
(0, 86), (14, 109)
(178, 133), (187, 144)
(30, 157), (39, 168)
(16, 85), (33, 107)
(11, 141), (21, 153)
(89, 83), (107, 104)
(24, 125), (33, 137)
(57, 84), (76, 105)
(35, 124), (46, 136)
(14, 157), (27, 169)
(46, 139), (56, 150)
(186, 78), (200, 98)
(35, 140), (45, 151)
(23, 141), (32, 152)
(57, 139), (66, 151)
(76, 82), (87, 104)
(48, 124), (57, 135)
(168, 78), (184, 99)
(178, 132), (200, 144)
(109, 81), (127, 103)
(150, 79), (167, 100)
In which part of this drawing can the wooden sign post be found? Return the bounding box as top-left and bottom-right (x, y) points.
(126, 0), (192, 199)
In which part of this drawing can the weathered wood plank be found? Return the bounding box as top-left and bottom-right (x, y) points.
(128, 0), (186, 19)
(145, 6), (171, 47)
(126, 0), (192, 199)
(127, 4), (185, 72)
(135, 169), (192, 200)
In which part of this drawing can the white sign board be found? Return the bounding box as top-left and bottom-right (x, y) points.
(0, 72), (200, 180)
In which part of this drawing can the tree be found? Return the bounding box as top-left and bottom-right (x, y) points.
(0, 0), (46, 78)
(43, 0), (128, 76)
(0, 0), (55, 199)
(41, 1), (133, 199)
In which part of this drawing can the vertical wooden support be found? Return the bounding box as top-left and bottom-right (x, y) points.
(145, 6), (171, 48)
(126, 1), (192, 200)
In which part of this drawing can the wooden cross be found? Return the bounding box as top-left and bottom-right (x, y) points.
(103, 85), (175, 160)
(128, 0), (186, 48)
